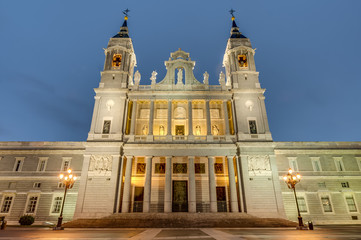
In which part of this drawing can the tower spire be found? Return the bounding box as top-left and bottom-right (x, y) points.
(113, 9), (130, 38)
(228, 9), (246, 39)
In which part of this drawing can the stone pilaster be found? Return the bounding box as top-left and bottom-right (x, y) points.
(129, 101), (137, 135)
(147, 100), (154, 141)
(223, 100), (230, 135)
(167, 100), (172, 141)
(206, 100), (212, 141)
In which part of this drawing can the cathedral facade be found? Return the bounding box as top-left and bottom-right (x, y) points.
(0, 16), (360, 225)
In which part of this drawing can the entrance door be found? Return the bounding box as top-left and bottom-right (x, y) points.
(133, 187), (144, 212)
(216, 186), (227, 212)
(175, 125), (185, 135)
(172, 181), (188, 212)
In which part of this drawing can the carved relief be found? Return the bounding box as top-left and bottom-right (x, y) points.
(214, 163), (224, 174)
(136, 163), (146, 174)
(247, 155), (271, 176)
(155, 163), (165, 174)
(195, 163), (205, 174)
(88, 155), (113, 176)
(173, 163), (187, 174)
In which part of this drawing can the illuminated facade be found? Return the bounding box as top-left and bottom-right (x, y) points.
(0, 16), (360, 225)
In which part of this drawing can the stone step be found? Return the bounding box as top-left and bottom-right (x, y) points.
(63, 213), (297, 228)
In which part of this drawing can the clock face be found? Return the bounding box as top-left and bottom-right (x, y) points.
(112, 54), (122, 67)
(238, 54), (248, 68)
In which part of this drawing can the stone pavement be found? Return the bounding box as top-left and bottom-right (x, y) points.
(0, 226), (361, 240)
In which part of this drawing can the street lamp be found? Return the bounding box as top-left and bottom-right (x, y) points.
(283, 168), (306, 230)
(53, 169), (77, 230)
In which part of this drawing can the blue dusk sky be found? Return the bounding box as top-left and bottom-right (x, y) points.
(0, 0), (360, 142)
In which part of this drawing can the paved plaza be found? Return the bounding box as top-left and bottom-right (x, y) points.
(0, 226), (360, 240)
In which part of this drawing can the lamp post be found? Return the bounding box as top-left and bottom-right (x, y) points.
(283, 168), (305, 229)
(53, 169), (77, 230)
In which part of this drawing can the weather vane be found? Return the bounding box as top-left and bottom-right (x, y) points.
(122, 8), (130, 17)
(229, 9), (235, 17)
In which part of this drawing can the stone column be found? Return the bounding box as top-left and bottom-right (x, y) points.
(188, 156), (196, 212)
(206, 100), (212, 141)
(164, 156), (172, 212)
(227, 155), (239, 212)
(148, 100), (154, 135)
(223, 100), (230, 135)
(188, 100), (193, 140)
(129, 100), (137, 135)
(143, 156), (153, 212)
(167, 100), (172, 140)
(121, 156), (133, 213)
(208, 156), (217, 212)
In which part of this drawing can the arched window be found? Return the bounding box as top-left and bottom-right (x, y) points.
(112, 54), (122, 67)
(238, 54), (248, 68)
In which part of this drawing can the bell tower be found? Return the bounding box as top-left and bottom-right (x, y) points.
(223, 14), (272, 141)
(87, 13), (136, 141)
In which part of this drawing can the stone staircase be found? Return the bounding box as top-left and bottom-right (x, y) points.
(63, 213), (297, 228)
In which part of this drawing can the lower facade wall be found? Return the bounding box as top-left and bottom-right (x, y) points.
(1, 141), (361, 225)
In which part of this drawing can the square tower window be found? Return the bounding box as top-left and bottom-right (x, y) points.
(248, 120), (257, 134)
(238, 54), (248, 68)
(102, 120), (111, 134)
(112, 54), (122, 67)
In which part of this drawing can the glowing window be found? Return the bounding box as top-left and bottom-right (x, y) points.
(238, 54), (248, 68)
(112, 54), (122, 67)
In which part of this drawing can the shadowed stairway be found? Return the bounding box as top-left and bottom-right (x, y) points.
(63, 213), (297, 228)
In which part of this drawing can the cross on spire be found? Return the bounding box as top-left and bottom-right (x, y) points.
(122, 8), (130, 17)
(229, 9), (235, 18)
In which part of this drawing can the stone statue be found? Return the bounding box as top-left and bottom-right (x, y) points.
(203, 71), (209, 85)
(134, 70), (141, 85)
(177, 68), (183, 85)
(219, 71), (225, 86)
(150, 71), (157, 85)
(142, 125), (148, 135)
(159, 125), (165, 135)
(195, 125), (201, 135)
(212, 125), (219, 135)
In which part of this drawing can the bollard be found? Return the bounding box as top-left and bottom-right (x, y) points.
(1, 220), (6, 230)
(308, 221), (314, 230)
